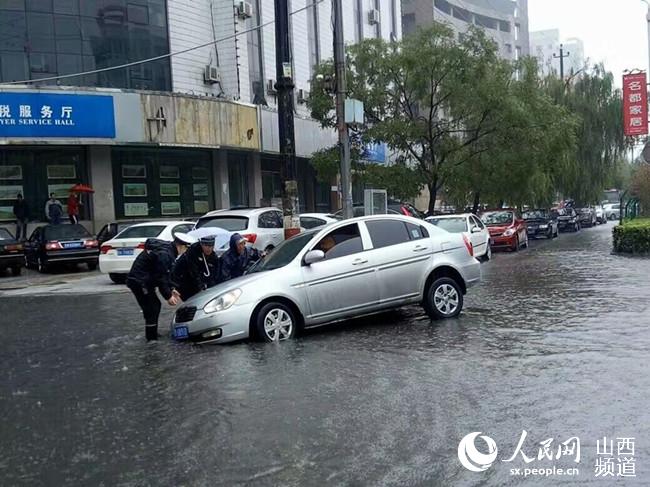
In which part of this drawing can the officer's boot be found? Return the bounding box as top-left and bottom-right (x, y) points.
(145, 324), (158, 341)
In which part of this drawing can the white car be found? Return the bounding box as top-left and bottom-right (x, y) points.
(425, 213), (491, 261)
(299, 213), (339, 229)
(603, 203), (620, 221)
(195, 207), (286, 252)
(99, 221), (195, 283)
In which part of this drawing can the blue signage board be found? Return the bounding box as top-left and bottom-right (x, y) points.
(362, 142), (387, 164)
(0, 92), (115, 138)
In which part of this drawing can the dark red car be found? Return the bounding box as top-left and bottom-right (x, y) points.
(479, 209), (528, 251)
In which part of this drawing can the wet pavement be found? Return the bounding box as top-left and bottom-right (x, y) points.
(2, 224), (650, 486)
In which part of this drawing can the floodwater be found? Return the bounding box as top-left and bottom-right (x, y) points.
(1, 224), (649, 486)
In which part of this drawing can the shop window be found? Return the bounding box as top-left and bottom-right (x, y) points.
(122, 164), (146, 178)
(161, 201), (181, 215)
(123, 183), (147, 197)
(160, 183), (180, 197)
(160, 165), (179, 179)
(0, 166), (22, 179)
(194, 201), (209, 214)
(124, 202), (149, 217)
(47, 164), (76, 179)
(193, 166), (209, 179)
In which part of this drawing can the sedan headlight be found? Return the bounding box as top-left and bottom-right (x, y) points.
(539, 224), (548, 229)
(203, 289), (242, 314)
(503, 228), (516, 237)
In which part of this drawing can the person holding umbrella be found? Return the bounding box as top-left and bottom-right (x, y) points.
(172, 231), (223, 301)
(67, 192), (80, 224)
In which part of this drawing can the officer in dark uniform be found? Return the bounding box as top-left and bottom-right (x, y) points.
(220, 233), (263, 282)
(126, 234), (195, 340)
(172, 235), (221, 301)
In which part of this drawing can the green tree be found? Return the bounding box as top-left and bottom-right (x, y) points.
(544, 65), (631, 204)
(308, 25), (516, 213)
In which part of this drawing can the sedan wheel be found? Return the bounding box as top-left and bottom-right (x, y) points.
(424, 277), (464, 320)
(37, 256), (48, 273)
(255, 303), (296, 342)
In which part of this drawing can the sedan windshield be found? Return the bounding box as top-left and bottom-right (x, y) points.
(248, 231), (316, 273)
(481, 211), (513, 225)
(428, 217), (467, 233)
(523, 211), (547, 220)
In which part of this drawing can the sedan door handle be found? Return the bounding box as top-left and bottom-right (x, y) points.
(413, 245), (428, 252)
(351, 258), (368, 265)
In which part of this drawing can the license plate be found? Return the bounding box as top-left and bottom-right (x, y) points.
(64, 242), (83, 249)
(173, 326), (189, 340)
(117, 248), (134, 256)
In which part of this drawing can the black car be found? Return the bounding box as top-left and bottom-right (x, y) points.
(97, 220), (148, 245)
(577, 207), (597, 228)
(0, 228), (24, 276)
(523, 209), (559, 239)
(24, 224), (100, 273)
(556, 208), (580, 232)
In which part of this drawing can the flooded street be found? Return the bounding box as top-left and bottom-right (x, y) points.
(2, 224), (649, 486)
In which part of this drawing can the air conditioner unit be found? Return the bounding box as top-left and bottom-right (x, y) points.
(204, 64), (221, 84)
(266, 79), (277, 95)
(238, 1), (253, 19)
(297, 89), (309, 104)
(368, 9), (380, 25)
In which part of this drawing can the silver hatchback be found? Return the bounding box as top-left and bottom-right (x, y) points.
(170, 215), (481, 344)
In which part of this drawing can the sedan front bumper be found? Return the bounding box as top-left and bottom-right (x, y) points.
(171, 300), (258, 344)
(489, 234), (517, 248)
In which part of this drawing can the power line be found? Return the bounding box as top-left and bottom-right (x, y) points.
(2, 0), (325, 86)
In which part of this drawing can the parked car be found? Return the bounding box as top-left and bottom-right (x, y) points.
(0, 228), (24, 276)
(195, 207), (285, 253)
(24, 224), (99, 273)
(556, 208), (580, 232)
(577, 207), (597, 227)
(99, 221), (195, 283)
(604, 203), (621, 221)
(480, 210), (528, 251)
(170, 215), (481, 344)
(333, 201), (424, 219)
(523, 209), (559, 239)
(97, 220), (150, 246)
(299, 213), (338, 229)
(594, 205), (608, 225)
(425, 213), (491, 261)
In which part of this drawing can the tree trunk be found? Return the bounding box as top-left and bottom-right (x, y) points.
(472, 191), (481, 215)
(428, 181), (438, 216)
(498, 199), (505, 209)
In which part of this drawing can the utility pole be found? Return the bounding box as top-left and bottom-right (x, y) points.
(274, 0), (300, 238)
(333, 0), (353, 219)
(553, 43), (570, 80)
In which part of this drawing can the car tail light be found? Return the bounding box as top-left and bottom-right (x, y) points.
(136, 242), (146, 250)
(85, 239), (99, 248)
(5, 243), (22, 251)
(100, 245), (113, 254)
(400, 206), (410, 216)
(462, 234), (474, 257)
(45, 241), (62, 250)
(242, 233), (257, 244)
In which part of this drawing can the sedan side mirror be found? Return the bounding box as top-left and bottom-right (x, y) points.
(303, 249), (325, 266)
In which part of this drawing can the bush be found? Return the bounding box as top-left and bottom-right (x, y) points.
(612, 219), (650, 254)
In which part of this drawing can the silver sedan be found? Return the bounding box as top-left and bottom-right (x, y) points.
(170, 215), (481, 344)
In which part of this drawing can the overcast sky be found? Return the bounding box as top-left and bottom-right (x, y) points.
(528, 0), (649, 85)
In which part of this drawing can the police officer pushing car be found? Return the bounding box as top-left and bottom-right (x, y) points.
(171, 235), (221, 301)
(126, 233), (196, 341)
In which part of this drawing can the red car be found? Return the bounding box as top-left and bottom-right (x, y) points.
(480, 209), (528, 251)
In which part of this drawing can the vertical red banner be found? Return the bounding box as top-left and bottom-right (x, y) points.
(623, 72), (648, 136)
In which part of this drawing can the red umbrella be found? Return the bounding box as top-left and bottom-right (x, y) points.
(69, 184), (95, 193)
